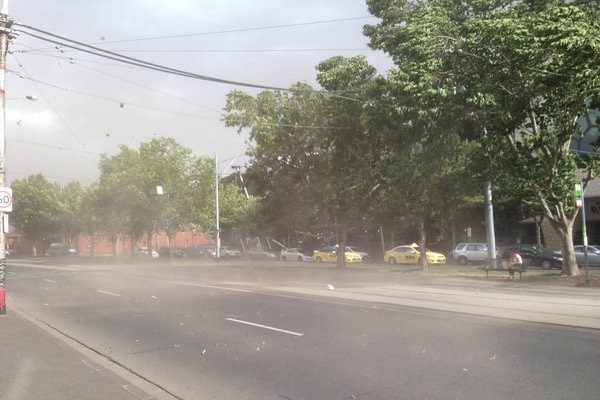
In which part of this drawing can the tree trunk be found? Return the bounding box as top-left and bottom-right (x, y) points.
(554, 223), (579, 276)
(337, 223), (347, 269)
(534, 215), (543, 248)
(111, 235), (118, 258)
(535, 192), (579, 276)
(418, 218), (428, 271)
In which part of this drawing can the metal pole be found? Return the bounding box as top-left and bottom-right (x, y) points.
(0, 0), (9, 316)
(482, 127), (497, 269)
(581, 182), (590, 284)
(215, 153), (220, 261)
(379, 226), (385, 259)
(484, 181), (497, 269)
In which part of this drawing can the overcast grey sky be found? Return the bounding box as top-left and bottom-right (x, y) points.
(5, 0), (391, 185)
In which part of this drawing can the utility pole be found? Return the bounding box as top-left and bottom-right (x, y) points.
(215, 153), (220, 261)
(0, 0), (10, 315)
(484, 181), (497, 269)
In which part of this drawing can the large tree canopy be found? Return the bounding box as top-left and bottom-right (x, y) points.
(224, 56), (380, 266)
(365, 0), (600, 275)
(12, 174), (63, 245)
(363, 0), (475, 268)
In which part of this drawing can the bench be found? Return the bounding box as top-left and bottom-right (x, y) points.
(479, 264), (527, 279)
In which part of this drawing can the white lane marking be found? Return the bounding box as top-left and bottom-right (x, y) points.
(43, 279), (56, 283)
(134, 277), (253, 293)
(226, 318), (304, 337)
(96, 290), (121, 297)
(168, 280), (252, 293)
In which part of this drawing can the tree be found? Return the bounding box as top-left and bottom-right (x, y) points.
(223, 82), (328, 237)
(454, 0), (600, 276)
(60, 181), (85, 245)
(223, 56), (379, 267)
(188, 156), (220, 234)
(12, 174), (63, 247)
(79, 184), (102, 256)
(138, 137), (197, 255)
(97, 145), (150, 255)
(96, 138), (228, 257)
(364, 0), (600, 276)
(364, 0), (473, 269)
(314, 56), (380, 267)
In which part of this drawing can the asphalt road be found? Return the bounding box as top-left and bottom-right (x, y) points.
(5, 260), (600, 400)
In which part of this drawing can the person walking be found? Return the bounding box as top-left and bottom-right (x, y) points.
(508, 249), (522, 280)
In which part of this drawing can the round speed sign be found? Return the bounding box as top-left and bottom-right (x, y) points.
(0, 188), (13, 212)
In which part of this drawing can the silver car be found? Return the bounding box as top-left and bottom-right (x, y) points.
(452, 243), (488, 265)
(280, 248), (312, 262)
(573, 245), (600, 267)
(247, 247), (278, 260)
(207, 246), (242, 257)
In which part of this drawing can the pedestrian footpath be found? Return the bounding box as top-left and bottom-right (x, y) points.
(270, 278), (600, 329)
(0, 311), (176, 400)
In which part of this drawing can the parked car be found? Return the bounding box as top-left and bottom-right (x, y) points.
(182, 246), (207, 258)
(135, 247), (159, 258)
(345, 246), (370, 263)
(207, 246), (242, 258)
(221, 246), (242, 257)
(558, 245), (600, 267)
(47, 242), (77, 257)
(247, 247), (278, 260)
(500, 244), (562, 269)
(384, 244), (446, 265)
(452, 242), (490, 265)
(312, 246), (362, 263)
(280, 248), (313, 262)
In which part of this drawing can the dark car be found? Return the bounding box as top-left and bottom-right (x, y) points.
(501, 244), (562, 270)
(47, 242), (77, 257)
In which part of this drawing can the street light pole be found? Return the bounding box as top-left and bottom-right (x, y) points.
(0, 0), (10, 315)
(484, 181), (497, 269)
(215, 153), (220, 261)
(0, 0), (9, 315)
(482, 127), (497, 269)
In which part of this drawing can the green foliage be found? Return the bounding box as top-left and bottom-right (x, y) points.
(12, 174), (63, 244)
(96, 137), (216, 251)
(223, 56), (380, 249)
(10, 1), (600, 276)
(364, 0), (477, 263)
(365, 0), (600, 275)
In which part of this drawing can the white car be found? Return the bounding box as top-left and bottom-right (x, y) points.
(207, 246), (242, 257)
(136, 247), (159, 258)
(280, 248), (313, 262)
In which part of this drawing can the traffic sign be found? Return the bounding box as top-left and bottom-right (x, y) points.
(0, 187), (13, 212)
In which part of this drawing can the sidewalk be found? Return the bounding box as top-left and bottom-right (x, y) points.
(269, 277), (600, 329)
(0, 311), (177, 400)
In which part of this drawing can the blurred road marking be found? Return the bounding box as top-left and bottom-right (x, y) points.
(226, 318), (304, 336)
(96, 290), (121, 297)
(43, 279), (56, 283)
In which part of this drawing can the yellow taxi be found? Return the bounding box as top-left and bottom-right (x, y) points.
(312, 246), (363, 263)
(384, 244), (446, 265)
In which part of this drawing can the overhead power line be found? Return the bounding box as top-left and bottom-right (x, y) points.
(13, 23), (361, 100)
(15, 24), (291, 91)
(76, 48), (371, 54)
(94, 16), (375, 45)
(14, 47), (370, 54)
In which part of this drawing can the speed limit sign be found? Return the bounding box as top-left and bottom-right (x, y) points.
(0, 187), (13, 212)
